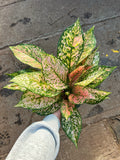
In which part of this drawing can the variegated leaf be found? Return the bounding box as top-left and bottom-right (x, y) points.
(88, 66), (116, 88)
(80, 48), (99, 67)
(15, 91), (61, 110)
(32, 101), (61, 116)
(69, 85), (111, 104)
(41, 53), (68, 90)
(7, 68), (38, 78)
(85, 88), (111, 104)
(61, 100), (75, 120)
(75, 66), (106, 87)
(68, 65), (92, 85)
(9, 44), (45, 69)
(4, 83), (26, 92)
(10, 72), (61, 97)
(61, 108), (82, 147)
(57, 19), (84, 72)
(69, 66), (85, 85)
(69, 86), (95, 104)
(78, 26), (96, 64)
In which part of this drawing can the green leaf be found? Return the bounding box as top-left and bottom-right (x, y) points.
(9, 44), (45, 69)
(4, 83), (26, 92)
(15, 91), (61, 111)
(32, 101), (61, 116)
(68, 85), (111, 104)
(75, 66), (106, 87)
(61, 108), (82, 147)
(10, 72), (61, 97)
(78, 26), (96, 64)
(60, 100), (75, 120)
(41, 52), (68, 90)
(88, 66), (117, 88)
(57, 18), (84, 72)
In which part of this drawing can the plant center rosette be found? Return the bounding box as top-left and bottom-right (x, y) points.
(4, 19), (116, 147)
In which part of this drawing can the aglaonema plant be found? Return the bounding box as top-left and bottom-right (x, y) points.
(4, 19), (116, 147)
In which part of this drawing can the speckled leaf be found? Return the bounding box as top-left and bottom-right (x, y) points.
(69, 85), (111, 104)
(57, 19), (84, 72)
(75, 66), (106, 87)
(41, 53), (68, 90)
(61, 100), (75, 120)
(69, 66), (85, 85)
(88, 66), (116, 88)
(9, 44), (45, 69)
(68, 86), (95, 104)
(4, 83), (26, 92)
(68, 65), (92, 85)
(15, 91), (61, 111)
(85, 88), (111, 104)
(61, 108), (82, 147)
(78, 26), (96, 64)
(80, 48), (99, 66)
(7, 68), (38, 78)
(32, 101), (61, 116)
(10, 72), (60, 97)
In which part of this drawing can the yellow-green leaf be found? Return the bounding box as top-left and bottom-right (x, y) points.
(61, 100), (75, 120)
(15, 91), (61, 110)
(75, 66), (106, 87)
(7, 68), (38, 78)
(41, 53), (68, 90)
(32, 101), (61, 116)
(4, 83), (26, 92)
(80, 48), (99, 67)
(57, 18), (84, 72)
(10, 72), (61, 97)
(78, 26), (96, 64)
(88, 66), (117, 88)
(61, 108), (82, 147)
(9, 44), (45, 69)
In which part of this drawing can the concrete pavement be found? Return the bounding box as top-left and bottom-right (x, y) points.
(0, 0), (120, 159)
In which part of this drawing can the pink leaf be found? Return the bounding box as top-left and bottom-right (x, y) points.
(41, 53), (68, 90)
(69, 85), (94, 104)
(69, 65), (92, 85)
(61, 100), (75, 119)
(69, 85), (111, 104)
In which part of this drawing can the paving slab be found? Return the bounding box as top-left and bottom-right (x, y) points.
(57, 120), (120, 160)
(0, 0), (25, 7)
(0, 0), (120, 159)
(0, 0), (120, 48)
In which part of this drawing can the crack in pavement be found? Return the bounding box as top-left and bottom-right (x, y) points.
(0, 29), (64, 50)
(82, 14), (120, 27)
(0, 14), (120, 50)
(0, 0), (26, 8)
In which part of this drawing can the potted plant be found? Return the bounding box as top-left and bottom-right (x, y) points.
(4, 19), (116, 147)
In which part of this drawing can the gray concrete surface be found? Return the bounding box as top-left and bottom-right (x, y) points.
(0, 0), (120, 159)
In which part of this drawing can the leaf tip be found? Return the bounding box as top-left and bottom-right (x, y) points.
(3, 85), (7, 89)
(14, 104), (22, 108)
(113, 66), (117, 70)
(92, 25), (95, 31)
(73, 140), (78, 148)
(9, 46), (14, 51)
(74, 17), (81, 26)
